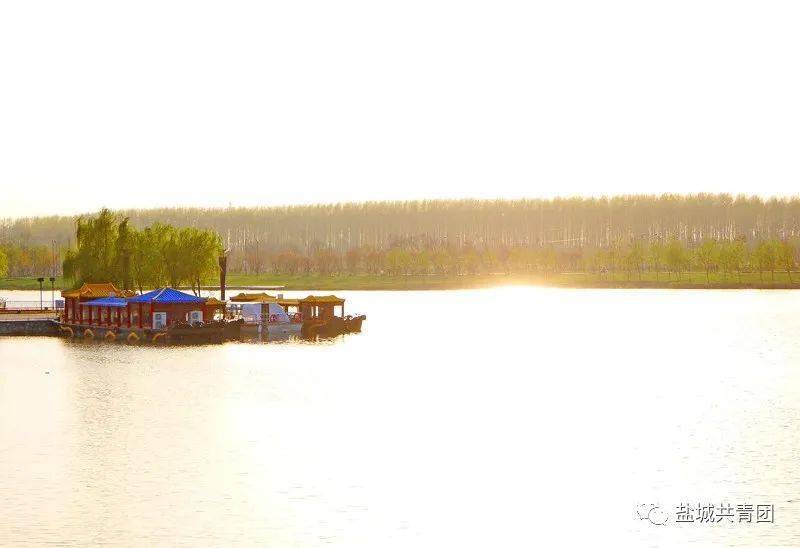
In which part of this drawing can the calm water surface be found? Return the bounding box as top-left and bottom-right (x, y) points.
(1, 288), (799, 547)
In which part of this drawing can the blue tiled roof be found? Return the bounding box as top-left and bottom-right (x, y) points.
(82, 297), (129, 308)
(127, 287), (205, 304)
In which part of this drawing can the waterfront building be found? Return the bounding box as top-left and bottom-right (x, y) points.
(62, 286), (219, 330)
(61, 283), (136, 324)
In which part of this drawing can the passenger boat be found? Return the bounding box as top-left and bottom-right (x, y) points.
(58, 284), (241, 344)
(229, 293), (366, 339)
(297, 295), (366, 338)
(57, 284), (365, 344)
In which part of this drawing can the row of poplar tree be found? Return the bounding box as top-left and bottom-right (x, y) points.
(237, 237), (797, 282)
(0, 208), (797, 283)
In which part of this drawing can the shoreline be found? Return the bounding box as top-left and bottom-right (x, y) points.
(3, 273), (800, 291)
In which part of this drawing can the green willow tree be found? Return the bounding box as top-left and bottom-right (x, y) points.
(62, 209), (221, 293)
(62, 209), (121, 285)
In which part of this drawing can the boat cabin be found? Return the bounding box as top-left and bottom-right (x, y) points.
(63, 286), (220, 330)
(278, 297), (301, 317)
(61, 283), (136, 324)
(299, 295), (345, 320)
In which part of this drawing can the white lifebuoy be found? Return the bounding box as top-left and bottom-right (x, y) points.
(269, 314), (278, 323)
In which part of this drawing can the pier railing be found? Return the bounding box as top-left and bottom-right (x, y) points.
(0, 300), (64, 311)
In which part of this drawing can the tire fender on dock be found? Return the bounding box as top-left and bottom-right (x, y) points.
(105, 331), (116, 341)
(83, 328), (94, 339)
(59, 326), (74, 337)
(127, 332), (140, 344)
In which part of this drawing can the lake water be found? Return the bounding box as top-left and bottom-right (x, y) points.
(1, 288), (799, 547)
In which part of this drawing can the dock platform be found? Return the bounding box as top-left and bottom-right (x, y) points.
(0, 317), (59, 336)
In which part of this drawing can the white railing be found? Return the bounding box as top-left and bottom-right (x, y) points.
(0, 300), (64, 310)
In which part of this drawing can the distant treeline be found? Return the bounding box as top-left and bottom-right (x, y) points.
(251, 237), (794, 282)
(1, 194), (799, 279)
(0, 243), (56, 277)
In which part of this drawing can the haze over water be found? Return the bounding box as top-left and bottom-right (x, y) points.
(1, 288), (798, 546)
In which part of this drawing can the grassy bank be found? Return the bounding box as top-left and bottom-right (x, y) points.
(223, 271), (800, 290)
(3, 272), (800, 292)
(0, 277), (68, 290)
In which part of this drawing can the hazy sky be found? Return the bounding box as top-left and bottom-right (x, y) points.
(1, 1), (799, 218)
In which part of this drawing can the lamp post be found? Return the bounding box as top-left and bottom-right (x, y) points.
(50, 277), (55, 309)
(37, 277), (44, 310)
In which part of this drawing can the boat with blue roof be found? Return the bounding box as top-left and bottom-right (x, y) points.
(58, 283), (241, 344)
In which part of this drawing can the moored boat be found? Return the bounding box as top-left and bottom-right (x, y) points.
(229, 293), (366, 340)
(58, 284), (240, 344)
(57, 284), (366, 344)
(298, 295), (366, 338)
